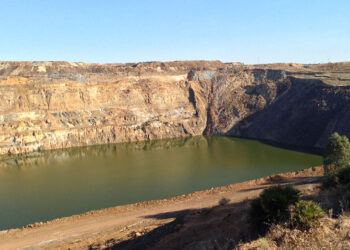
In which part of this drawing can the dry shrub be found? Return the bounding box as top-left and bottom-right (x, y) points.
(236, 216), (350, 250)
(316, 183), (350, 215)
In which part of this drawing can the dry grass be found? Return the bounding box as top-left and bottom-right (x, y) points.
(236, 215), (350, 250)
(237, 183), (350, 250)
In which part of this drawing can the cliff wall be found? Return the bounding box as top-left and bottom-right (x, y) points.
(0, 61), (350, 155)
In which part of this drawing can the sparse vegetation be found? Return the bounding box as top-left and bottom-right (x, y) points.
(239, 138), (350, 249)
(337, 166), (350, 185)
(248, 185), (300, 232)
(321, 173), (338, 189)
(238, 216), (350, 250)
(291, 200), (325, 231)
(241, 181), (350, 249)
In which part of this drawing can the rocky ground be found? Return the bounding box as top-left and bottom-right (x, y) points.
(0, 167), (324, 249)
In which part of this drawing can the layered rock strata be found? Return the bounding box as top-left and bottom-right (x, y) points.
(0, 61), (350, 155)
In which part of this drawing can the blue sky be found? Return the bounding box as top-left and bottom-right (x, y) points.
(0, 0), (349, 64)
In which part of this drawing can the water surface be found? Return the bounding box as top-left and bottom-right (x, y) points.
(0, 136), (321, 230)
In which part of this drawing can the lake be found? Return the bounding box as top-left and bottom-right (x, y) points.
(0, 136), (322, 230)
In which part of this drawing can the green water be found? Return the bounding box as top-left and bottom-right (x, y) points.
(0, 136), (321, 230)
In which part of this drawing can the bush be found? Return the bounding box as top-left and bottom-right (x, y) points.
(248, 185), (300, 231)
(322, 166), (350, 190)
(337, 166), (350, 185)
(321, 173), (338, 189)
(324, 132), (350, 173)
(291, 200), (325, 231)
(248, 198), (269, 231)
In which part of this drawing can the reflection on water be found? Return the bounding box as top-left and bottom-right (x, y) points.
(0, 136), (208, 169)
(0, 136), (321, 230)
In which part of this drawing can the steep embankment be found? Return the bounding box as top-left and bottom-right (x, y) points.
(0, 61), (350, 155)
(205, 68), (350, 148)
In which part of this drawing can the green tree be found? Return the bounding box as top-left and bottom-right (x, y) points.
(324, 132), (350, 173)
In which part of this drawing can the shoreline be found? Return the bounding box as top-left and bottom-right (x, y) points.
(0, 166), (324, 249)
(11, 167), (324, 231)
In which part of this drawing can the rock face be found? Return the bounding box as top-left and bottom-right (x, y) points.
(0, 61), (350, 155)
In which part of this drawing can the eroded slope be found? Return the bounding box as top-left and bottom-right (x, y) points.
(1, 61), (350, 155)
